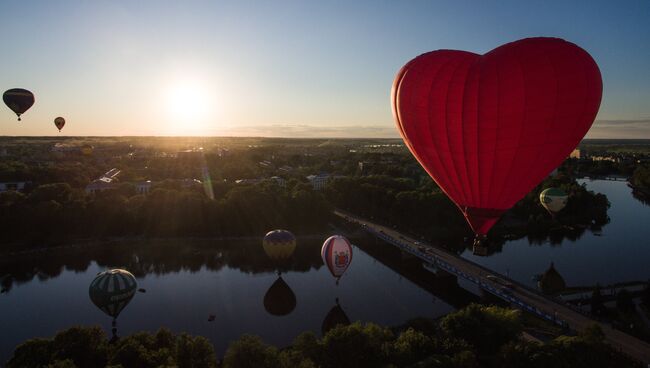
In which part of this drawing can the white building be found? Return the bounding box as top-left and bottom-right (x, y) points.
(0, 181), (29, 192)
(135, 181), (152, 194)
(306, 174), (331, 191)
(85, 168), (121, 194)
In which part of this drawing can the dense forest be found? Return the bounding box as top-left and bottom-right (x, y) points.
(0, 137), (618, 250)
(6, 304), (639, 368)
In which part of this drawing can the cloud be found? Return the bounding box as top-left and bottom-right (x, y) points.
(587, 119), (650, 139)
(216, 119), (650, 139)
(220, 124), (400, 138)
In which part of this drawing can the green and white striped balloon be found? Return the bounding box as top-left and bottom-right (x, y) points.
(89, 269), (137, 318)
(539, 187), (568, 214)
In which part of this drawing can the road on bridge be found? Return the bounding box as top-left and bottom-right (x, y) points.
(335, 210), (650, 365)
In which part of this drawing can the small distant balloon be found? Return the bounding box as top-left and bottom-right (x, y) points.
(89, 269), (137, 319)
(263, 230), (296, 261)
(3, 88), (35, 121)
(81, 145), (93, 156)
(54, 117), (65, 132)
(321, 235), (353, 282)
(540, 187), (568, 215)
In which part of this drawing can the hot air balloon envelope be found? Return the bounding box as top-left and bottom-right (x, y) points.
(263, 230), (296, 261)
(54, 117), (65, 131)
(81, 145), (93, 156)
(540, 188), (568, 214)
(321, 235), (353, 279)
(392, 37), (602, 235)
(89, 269), (137, 318)
(3, 88), (35, 121)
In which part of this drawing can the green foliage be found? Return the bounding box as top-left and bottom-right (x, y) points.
(631, 165), (650, 189)
(0, 180), (332, 245)
(7, 327), (217, 368)
(439, 304), (521, 356)
(319, 322), (393, 368)
(222, 334), (279, 368)
(7, 304), (639, 368)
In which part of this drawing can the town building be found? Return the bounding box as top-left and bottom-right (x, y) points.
(0, 181), (30, 192)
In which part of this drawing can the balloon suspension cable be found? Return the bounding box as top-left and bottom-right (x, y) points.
(335, 297), (340, 305)
(335, 277), (340, 286)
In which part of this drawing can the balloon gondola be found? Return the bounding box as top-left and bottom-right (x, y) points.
(3, 88), (35, 121)
(89, 269), (137, 342)
(391, 37), (602, 241)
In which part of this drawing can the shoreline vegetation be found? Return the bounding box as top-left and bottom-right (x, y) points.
(6, 304), (640, 368)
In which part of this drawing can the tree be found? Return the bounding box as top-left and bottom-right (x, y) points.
(439, 304), (521, 356)
(615, 289), (635, 313)
(28, 183), (73, 204)
(591, 285), (606, 316)
(320, 322), (393, 368)
(223, 335), (279, 368)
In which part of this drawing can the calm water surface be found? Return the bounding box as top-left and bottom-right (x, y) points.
(463, 179), (650, 287)
(0, 236), (455, 363)
(2, 179), (647, 363)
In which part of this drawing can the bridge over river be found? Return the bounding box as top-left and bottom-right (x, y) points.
(335, 210), (650, 365)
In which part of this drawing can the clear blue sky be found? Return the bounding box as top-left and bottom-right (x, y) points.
(1, 0), (649, 137)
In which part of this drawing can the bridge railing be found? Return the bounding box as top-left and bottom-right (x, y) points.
(355, 221), (569, 327)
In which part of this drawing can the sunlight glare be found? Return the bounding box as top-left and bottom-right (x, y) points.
(163, 77), (218, 134)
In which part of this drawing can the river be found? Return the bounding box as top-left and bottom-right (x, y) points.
(1, 179), (648, 364)
(462, 179), (650, 288)
(0, 235), (455, 364)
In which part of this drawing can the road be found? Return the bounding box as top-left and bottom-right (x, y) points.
(335, 210), (650, 365)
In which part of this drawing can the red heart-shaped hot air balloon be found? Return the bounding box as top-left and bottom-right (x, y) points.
(392, 37), (602, 235)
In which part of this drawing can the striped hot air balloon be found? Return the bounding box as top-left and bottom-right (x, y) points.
(540, 187), (568, 215)
(321, 235), (353, 282)
(89, 269), (137, 319)
(263, 230), (296, 261)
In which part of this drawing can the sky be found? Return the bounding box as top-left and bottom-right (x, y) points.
(0, 0), (649, 138)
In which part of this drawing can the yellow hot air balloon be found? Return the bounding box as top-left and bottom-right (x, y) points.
(80, 144), (93, 156)
(263, 230), (296, 261)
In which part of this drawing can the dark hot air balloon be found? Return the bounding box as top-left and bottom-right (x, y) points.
(89, 269), (137, 319)
(3, 88), (35, 121)
(89, 269), (137, 342)
(392, 37), (602, 237)
(54, 117), (65, 132)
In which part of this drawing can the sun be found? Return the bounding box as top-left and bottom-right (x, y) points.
(163, 78), (218, 133)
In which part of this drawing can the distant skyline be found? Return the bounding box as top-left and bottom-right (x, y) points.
(1, 1), (649, 138)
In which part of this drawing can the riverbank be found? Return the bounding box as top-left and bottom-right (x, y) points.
(0, 233), (333, 259)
